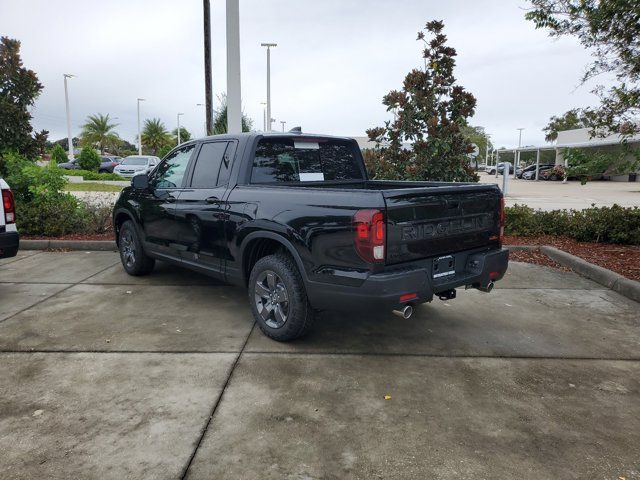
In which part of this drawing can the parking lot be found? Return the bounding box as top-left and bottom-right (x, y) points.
(1, 250), (639, 479)
(479, 173), (640, 211)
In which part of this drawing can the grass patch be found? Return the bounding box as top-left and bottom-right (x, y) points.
(64, 182), (124, 192)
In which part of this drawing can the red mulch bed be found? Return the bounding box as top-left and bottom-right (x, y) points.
(508, 248), (571, 272)
(505, 235), (640, 282)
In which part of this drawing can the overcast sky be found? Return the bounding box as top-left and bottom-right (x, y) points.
(2, 0), (609, 149)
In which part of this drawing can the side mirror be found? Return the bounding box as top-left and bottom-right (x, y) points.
(132, 174), (149, 190)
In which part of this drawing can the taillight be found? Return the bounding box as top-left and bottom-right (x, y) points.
(499, 197), (505, 245)
(2, 189), (16, 224)
(353, 209), (385, 263)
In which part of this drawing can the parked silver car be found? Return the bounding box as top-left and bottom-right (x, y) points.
(113, 156), (160, 178)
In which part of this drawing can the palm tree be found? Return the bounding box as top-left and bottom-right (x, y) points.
(80, 114), (120, 154)
(171, 127), (192, 144)
(212, 94), (253, 134)
(141, 118), (171, 155)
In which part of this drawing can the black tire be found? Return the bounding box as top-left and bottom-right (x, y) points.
(489, 169), (496, 175)
(248, 253), (314, 341)
(118, 220), (155, 276)
(98, 169), (107, 174)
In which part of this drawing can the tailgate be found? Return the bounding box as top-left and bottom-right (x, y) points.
(383, 185), (501, 264)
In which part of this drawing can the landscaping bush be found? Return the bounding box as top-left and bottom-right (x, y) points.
(77, 146), (101, 171)
(16, 194), (87, 236)
(79, 201), (113, 234)
(50, 144), (68, 164)
(505, 204), (640, 245)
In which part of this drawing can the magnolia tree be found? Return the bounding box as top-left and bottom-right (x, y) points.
(366, 20), (478, 182)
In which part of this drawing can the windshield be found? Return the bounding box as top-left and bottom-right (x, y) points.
(121, 157), (148, 166)
(251, 138), (364, 183)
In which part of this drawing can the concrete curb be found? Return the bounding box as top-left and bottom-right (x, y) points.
(541, 245), (640, 303)
(505, 245), (539, 251)
(21, 239), (117, 251)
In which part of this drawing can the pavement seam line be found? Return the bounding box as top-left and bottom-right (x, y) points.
(179, 321), (256, 480)
(0, 250), (45, 266)
(0, 350), (637, 362)
(0, 260), (120, 325)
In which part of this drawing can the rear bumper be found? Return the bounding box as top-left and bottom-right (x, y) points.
(307, 247), (509, 311)
(0, 231), (20, 259)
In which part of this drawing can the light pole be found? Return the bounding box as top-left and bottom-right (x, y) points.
(177, 113), (184, 145)
(226, 0), (242, 133)
(63, 74), (74, 159)
(485, 134), (491, 166)
(137, 98), (145, 155)
(260, 102), (267, 131)
(196, 103), (207, 136)
(261, 43), (277, 131)
(515, 128), (524, 178)
(280, 120), (286, 132)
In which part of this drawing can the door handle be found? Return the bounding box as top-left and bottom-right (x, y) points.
(205, 196), (220, 204)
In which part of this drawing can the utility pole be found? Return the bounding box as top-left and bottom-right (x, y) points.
(137, 98), (145, 155)
(260, 102), (267, 131)
(203, 0), (213, 135)
(177, 113), (184, 145)
(63, 74), (74, 159)
(280, 120), (286, 132)
(226, 0), (242, 133)
(261, 43), (277, 131)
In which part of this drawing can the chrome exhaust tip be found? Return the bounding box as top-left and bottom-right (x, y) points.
(393, 304), (414, 319)
(477, 281), (495, 293)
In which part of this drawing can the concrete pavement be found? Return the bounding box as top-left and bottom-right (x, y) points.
(479, 172), (640, 210)
(1, 252), (639, 479)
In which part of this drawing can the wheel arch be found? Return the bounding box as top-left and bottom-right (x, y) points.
(113, 208), (137, 246)
(240, 231), (308, 287)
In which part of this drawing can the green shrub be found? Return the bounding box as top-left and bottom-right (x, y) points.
(505, 204), (640, 245)
(77, 146), (101, 171)
(16, 194), (87, 236)
(50, 144), (68, 164)
(79, 201), (113, 233)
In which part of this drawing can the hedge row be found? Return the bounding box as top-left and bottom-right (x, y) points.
(505, 204), (640, 245)
(64, 169), (125, 181)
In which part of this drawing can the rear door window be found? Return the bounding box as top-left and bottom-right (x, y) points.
(190, 142), (229, 188)
(251, 138), (364, 183)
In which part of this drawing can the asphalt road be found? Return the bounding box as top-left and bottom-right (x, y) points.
(1, 251), (639, 479)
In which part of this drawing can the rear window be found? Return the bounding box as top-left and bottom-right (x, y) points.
(251, 138), (364, 183)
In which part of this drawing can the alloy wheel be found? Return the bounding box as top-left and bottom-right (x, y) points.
(121, 230), (136, 268)
(254, 270), (289, 329)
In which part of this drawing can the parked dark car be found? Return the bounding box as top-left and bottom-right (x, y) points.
(113, 132), (509, 341)
(518, 164), (555, 179)
(57, 155), (120, 173)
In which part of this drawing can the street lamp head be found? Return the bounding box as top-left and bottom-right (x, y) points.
(63, 73), (74, 78)
(178, 112), (184, 116)
(260, 43), (277, 48)
(137, 98), (145, 102)
(196, 103), (204, 106)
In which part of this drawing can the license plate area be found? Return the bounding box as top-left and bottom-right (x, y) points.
(432, 255), (455, 279)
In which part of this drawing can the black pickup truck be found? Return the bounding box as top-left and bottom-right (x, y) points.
(113, 132), (508, 341)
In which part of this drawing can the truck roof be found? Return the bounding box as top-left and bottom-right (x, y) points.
(195, 132), (357, 143)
